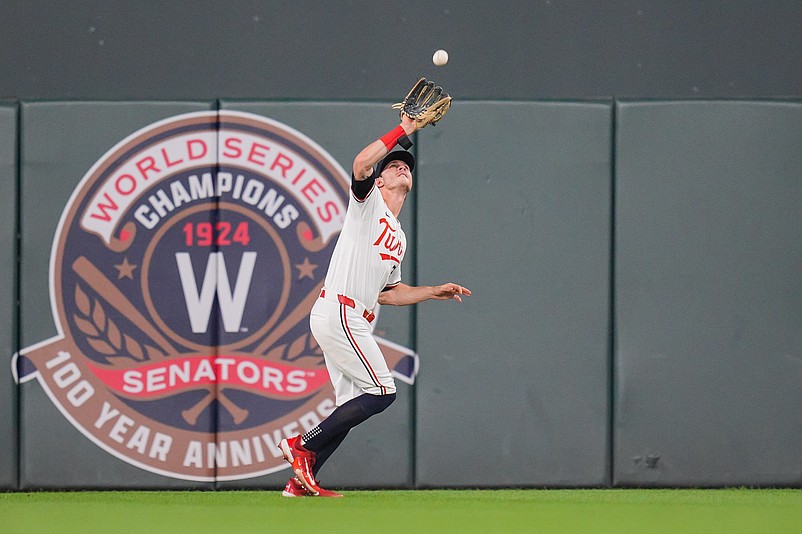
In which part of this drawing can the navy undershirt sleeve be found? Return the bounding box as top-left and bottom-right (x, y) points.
(351, 170), (377, 201)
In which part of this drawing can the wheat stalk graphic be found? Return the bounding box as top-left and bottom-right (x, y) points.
(73, 284), (166, 362)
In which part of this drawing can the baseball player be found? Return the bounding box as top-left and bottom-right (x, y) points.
(280, 82), (468, 497)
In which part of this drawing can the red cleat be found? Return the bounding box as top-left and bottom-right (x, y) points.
(279, 435), (321, 496)
(281, 477), (309, 497)
(280, 476), (343, 498)
(315, 485), (344, 498)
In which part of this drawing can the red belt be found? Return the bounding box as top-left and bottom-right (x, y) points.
(320, 289), (375, 323)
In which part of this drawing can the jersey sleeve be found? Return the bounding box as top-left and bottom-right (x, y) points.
(385, 264), (401, 289)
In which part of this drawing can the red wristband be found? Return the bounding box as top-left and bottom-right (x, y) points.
(379, 125), (407, 151)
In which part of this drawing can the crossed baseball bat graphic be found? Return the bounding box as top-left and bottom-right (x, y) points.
(72, 256), (323, 426)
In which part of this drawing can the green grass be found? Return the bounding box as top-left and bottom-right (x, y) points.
(1, 489), (800, 533)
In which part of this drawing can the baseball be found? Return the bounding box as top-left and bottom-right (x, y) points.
(432, 49), (449, 66)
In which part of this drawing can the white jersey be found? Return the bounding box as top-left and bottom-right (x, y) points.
(322, 176), (406, 310)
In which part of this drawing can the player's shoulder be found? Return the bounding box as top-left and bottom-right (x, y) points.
(351, 170), (378, 204)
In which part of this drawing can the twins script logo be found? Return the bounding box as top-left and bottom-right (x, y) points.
(375, 216), (404, 264)
(13, 111), (418, 481)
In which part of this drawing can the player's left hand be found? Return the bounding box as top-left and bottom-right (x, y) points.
(393, 77), (452, 129)
(433, 283), (472, 302)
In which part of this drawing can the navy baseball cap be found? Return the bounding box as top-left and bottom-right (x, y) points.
(376, 150), (415, 175)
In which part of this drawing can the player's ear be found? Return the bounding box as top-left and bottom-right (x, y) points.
(376, 176), (385, 188)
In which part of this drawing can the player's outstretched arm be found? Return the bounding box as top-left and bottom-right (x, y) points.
(378, 282), (471, 306)
(352, 115), (418, 180)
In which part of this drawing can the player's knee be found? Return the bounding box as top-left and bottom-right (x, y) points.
(379, 392), (396, 412)
(362, 392), (396, 415)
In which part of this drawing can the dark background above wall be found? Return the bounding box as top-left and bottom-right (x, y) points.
(2, 1), (801, 101)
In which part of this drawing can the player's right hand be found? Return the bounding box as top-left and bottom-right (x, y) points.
(432, 283), (471, 302)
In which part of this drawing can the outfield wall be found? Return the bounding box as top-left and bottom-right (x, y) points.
(0, 102), (18, 490)
(2, 99), (800, 490)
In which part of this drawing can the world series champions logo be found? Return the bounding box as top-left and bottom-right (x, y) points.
(13, 111), (418, 481)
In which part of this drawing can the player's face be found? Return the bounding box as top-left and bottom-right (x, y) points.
(380, 160), (413, 192)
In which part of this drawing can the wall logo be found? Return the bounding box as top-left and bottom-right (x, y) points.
(13, 111), (418, 481)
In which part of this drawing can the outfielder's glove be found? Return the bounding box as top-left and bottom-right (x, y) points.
(392, 77), (451, 128)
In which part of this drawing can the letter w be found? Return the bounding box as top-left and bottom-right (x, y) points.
(175, 252), (257, 333)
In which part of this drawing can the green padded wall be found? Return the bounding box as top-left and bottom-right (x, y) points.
(0, 102), (18, 489)
(614, 101), (802, 486)
(8, 98), (802, 490)
(416, 102), (613, 486)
